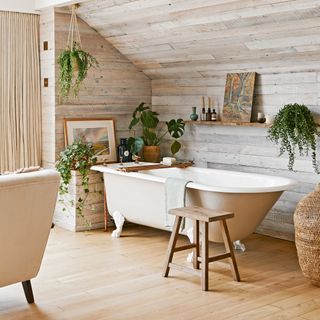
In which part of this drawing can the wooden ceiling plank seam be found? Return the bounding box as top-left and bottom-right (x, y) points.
(103, 13), (320, 48)
(75, 0), (320, 80)
(77, 0), (242, 23)
(79, 0), (320, 35)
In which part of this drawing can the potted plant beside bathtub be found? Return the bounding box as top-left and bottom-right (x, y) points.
(268, 103), (320, 286)
(55, 140), (105, 231)
(128, 102), (185, 162)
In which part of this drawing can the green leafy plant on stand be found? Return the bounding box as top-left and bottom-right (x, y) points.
(127, 102), (185, 157)
(267, 103), (319, 173)
(55, 140), (97, 222)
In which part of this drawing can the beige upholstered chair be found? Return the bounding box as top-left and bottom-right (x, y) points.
(0, 169), (60, 303)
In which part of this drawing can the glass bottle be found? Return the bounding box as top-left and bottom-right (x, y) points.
(211, 109), (217, 121)
(201, 107), (206, 121)
(206, 107), (212, 121)
(118, 138), (131, 162)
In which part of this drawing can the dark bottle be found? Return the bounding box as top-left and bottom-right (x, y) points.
(211, 109), (217, 121)
(118, 138), (131, 162)
(206, 107), (212, 121)
(201, 107), (206, 121)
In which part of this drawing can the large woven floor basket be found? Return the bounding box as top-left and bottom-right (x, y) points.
(294, 184), (320, 286)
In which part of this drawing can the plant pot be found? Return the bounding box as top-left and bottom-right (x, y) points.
(71, 55), (79, 83)
(294, 184), (320, 286)
(143, 146), (160, 163)
(71, 55), (79, 72)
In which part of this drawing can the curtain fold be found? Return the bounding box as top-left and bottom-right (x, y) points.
(0, 11), (41, 173)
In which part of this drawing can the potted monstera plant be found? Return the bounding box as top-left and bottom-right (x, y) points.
(128, 102), (185, 162)
(268, 103), (320, 286)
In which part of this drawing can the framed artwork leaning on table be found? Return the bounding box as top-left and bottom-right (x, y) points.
(64, 118), (117, 163)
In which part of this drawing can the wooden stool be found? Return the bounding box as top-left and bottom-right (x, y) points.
(163, 206), (240, 291)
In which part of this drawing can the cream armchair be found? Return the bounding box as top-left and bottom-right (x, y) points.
(0, 169), (60, 303)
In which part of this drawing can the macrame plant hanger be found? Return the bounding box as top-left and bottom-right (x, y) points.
(67, 4), (82, 50)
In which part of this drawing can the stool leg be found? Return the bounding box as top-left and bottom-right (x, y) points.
(163, 216), (182, 277)
(193, 220), (200, 270)
(201, 221), (209, 291)
(220, 220), (240, 282)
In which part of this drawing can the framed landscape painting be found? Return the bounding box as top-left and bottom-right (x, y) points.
(222, 72), (256, 123)
(64, 118), (117, 163)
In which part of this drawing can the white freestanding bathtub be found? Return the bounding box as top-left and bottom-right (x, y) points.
(92, 163), (297, 243)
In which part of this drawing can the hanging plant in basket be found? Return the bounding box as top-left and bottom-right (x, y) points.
(267, 103), (319, 173)
(58, 5), (98, 100)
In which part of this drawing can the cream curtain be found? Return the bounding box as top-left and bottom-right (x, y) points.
(0, 11), (41, 173)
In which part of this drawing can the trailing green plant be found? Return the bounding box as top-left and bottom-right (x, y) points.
(58, 5), (98, 100)
(127, 102), (185, 156)
(55, 140), (97, 219)
(267, 103), (319, 173)
(58, 41), (98, 99)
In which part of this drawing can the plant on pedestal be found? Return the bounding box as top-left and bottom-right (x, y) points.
(55, 140), (97, 221)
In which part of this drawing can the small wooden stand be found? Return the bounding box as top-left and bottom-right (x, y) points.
(163, 206), (240, 291)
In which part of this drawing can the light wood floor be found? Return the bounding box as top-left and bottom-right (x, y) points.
(0, 224), (319, 320)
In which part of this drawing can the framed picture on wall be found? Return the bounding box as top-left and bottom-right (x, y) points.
(222, 72), (256, 123)
(64, 118), (117, 163)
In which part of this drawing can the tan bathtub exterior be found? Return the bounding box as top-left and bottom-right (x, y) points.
(92, 164), (296, 242)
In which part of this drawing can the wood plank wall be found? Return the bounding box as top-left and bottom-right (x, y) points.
(54, 11), (151, 159)
(153, 78), (319, 241)
(40, 10), (151, 166)
(76, 0), (320, 240)
(40, 9), (151, 230)
(150, 51), (320, 241)
(40, 8), (56, 167)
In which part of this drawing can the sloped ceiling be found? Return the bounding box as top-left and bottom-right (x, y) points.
(76, 0), (320, 79)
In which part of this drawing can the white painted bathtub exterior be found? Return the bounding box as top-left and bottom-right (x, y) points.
(92, 164), (297, 242)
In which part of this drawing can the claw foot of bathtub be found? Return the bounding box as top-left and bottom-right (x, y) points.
(111, 210), (125, 238)
(233, 240), (246, 252)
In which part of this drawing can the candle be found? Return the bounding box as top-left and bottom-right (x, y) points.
(202, 96), (205, 108)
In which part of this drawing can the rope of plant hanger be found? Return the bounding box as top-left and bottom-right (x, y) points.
(66, 4), (82, 50)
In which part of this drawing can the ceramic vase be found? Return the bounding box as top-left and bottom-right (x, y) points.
(190, 107), (198, 121)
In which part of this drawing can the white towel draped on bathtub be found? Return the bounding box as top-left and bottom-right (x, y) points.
(165, 177), (192, 229)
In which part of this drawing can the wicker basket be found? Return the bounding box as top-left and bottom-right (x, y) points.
(294, 184), (320, 286)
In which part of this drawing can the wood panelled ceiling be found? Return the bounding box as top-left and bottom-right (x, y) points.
(77, 0), (320, 79)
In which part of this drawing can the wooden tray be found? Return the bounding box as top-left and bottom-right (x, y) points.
(116, 161), (193, 172)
